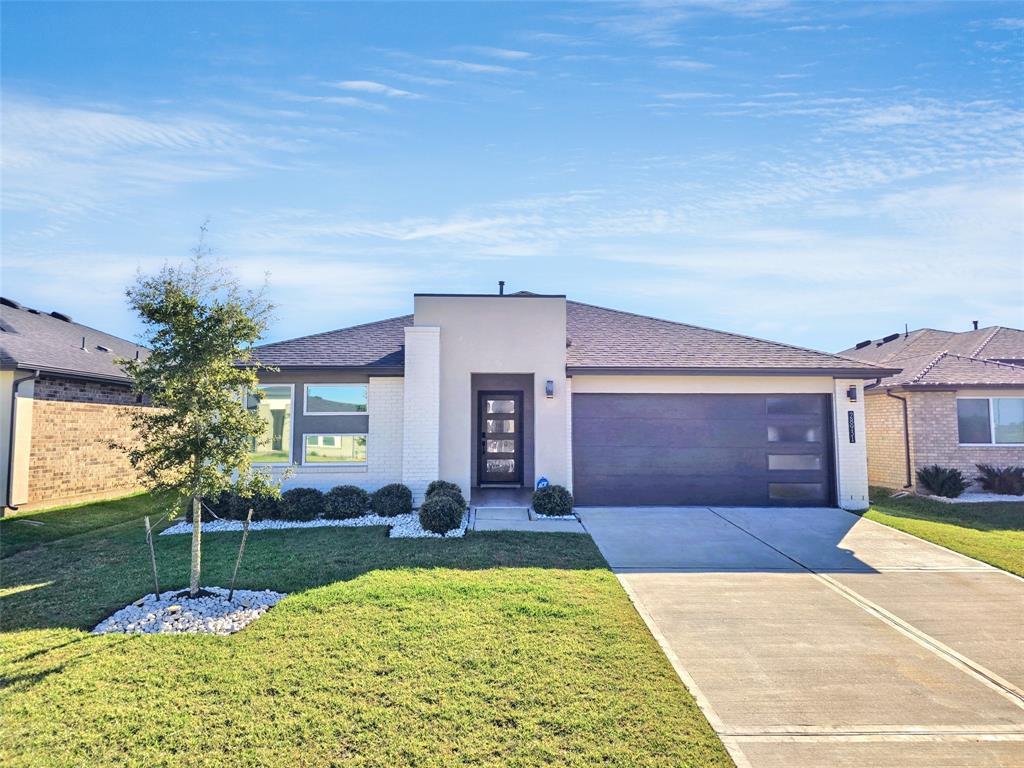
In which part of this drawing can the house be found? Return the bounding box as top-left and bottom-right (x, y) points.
(1, 297), (148, 513)
(838, 324), (1024, 491)
(247, 291), (896, 510)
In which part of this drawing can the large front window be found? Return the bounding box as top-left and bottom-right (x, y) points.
(303, 434), (367, 464)
(304, 384), (368, 415)
(957, 397), (1024, 445)
(248, 385), (293, 463)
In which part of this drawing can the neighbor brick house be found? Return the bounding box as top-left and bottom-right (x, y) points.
(839, 325), (1024, 491)
(246, 290), (896, 510)
(1, 297), (148, 513)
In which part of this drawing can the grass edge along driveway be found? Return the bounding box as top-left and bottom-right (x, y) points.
(864, 487), (1024, 577)
(1, 495), (732, 768)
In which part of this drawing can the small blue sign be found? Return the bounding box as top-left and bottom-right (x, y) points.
(536, 476), (549, 490)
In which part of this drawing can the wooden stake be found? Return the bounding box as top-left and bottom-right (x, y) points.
(144, 515), (160, 598)
(227, 508), (254, 602)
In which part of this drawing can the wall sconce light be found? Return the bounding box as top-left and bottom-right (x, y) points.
(846, 385), (858, 402)
(545, 380), (555, 399)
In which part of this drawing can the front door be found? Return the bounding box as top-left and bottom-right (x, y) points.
(478, 391), (523, 485)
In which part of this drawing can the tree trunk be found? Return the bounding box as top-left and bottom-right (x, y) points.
(190, 495), (202, 597)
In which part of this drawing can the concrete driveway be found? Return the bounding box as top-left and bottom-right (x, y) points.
(579, 506), (1024, 768)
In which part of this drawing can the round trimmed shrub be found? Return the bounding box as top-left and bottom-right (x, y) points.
(418, 494), (464, 534)
(248, 492), (282, 521)
(426, 480), (462, 498)
(426, 480), (466, 511)
(532, 484), (574, 516)
(280, 487), (325, 521)
(371, 483), (413, 517)
(324, 485), (370, 519)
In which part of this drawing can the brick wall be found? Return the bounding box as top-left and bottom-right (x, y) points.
(27, 399), (145, 506)
(908, 391), (1024, 489)
(33, 374), (140, 405)
(864, 392), (912, 489)
(401, 326), (441, 504)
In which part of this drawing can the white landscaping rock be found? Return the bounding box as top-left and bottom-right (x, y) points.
(159, 512), (469, 539)
(925, 492), (1024, 504)
(92, 587), (285, 636)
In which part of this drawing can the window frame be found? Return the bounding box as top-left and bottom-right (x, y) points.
(956, 396), (1024, 446)
(303, 383), (369, 417)
(301, 432), (369, 466)
(248, 383), (295, 465)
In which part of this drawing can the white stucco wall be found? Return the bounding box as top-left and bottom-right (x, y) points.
(833, 378), (870, 511)
(413, 295), (569, 496)
(570, 375), (836, 394)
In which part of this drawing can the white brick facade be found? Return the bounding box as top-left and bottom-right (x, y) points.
(401, 326), (441, 504)
(277, 376), (405, 492)
(833, 378), (870, 510)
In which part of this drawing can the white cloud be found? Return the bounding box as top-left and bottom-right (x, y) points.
(327, 80), (420, 98)
(657, 92), (719, 100)
(429, 58), (521, 74)
(460, 46), (532, 60)
(658, 58), (715, 71)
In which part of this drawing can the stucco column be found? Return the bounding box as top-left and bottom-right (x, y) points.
(833, 378), (870, 511)
(401, 326), (440, 505)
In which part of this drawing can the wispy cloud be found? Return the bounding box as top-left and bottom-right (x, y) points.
(658, 58), (715, 71)
(429, 58), (522, 75)
(326, 80), (421, 98)
(657, 91), (720, 100)
(459, 46), (532, 60)
(785, 24), (849, 32)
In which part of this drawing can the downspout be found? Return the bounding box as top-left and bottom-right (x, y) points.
(6, 369), (40, 512)
(884, 388), (913, 489)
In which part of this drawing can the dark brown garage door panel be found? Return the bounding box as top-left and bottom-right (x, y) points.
(572, 393), (833, 507)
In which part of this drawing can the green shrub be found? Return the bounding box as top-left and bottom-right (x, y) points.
(371, 483), (413, 517)
(418, 494), (464, 534)
(323, 485), (370, 519)
(426, 480), (466, 511)
(532, 484), (574, 516)
(975, 464), (1024, 495)
(916, 465), (967, 498)
(248, 492), (282, 521)
(280, 487), (325, 521)
(426, 480), (462, 498)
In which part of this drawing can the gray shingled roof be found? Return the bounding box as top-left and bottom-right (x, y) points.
(839, 324), (1024, 388)
(0, 299), (147, 382)
(251, 299), (892, 375)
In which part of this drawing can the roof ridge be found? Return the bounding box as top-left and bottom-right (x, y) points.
(0, 304), (144, 349)
(255, 313), (413, 350)
(567, 299), (887, 369)
(911, 350), (950, 383)
(971, 326), (1002, 358)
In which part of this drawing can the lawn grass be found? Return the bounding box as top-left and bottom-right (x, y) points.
(0, 493), (152, 559)
(1, 495), (731, 768)
(864, 487), (1024, 576)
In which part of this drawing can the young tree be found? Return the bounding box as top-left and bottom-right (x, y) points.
(121, 229), (277, 597)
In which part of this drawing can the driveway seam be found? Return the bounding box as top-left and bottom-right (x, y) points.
(705, 507), (1024, 712)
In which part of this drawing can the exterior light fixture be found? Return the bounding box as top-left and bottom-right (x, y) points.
(545, 380), (555, 399)
(846, 385), (858, 402)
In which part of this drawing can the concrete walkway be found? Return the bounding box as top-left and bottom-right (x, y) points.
(579, 506), (1024, 768)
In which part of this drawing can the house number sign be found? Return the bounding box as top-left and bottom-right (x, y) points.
(848, 411), (856, 443)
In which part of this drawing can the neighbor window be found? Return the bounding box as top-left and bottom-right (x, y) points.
(304, 384), (368, 415)
(247, 385), (293, 463)
(957, 397), (1024, 445)
(303, 434), (367, 464)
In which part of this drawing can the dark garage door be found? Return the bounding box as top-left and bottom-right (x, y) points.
(571, 393), (834, 507)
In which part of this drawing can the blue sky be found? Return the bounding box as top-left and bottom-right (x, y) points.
(2, 1), (1022, 351)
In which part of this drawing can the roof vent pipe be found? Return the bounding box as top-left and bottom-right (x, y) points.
(973, 320), (979, 330)
(498, 280), (505, 296)
(80, 336), (88, 351)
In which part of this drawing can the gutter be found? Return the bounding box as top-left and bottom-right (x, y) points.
(6, 369), (39, 512)
(884, 388), (913, 489)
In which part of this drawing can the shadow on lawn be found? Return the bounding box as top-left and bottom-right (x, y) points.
(0, 524), (608, 633)
(867, 488), (1024, 534)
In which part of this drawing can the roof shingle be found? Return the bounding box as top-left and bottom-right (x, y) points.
(0, 300), (146, 382)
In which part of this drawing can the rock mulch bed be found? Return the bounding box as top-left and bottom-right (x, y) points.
(159, 512), (469, 539)
(926, 492), (1024, 504)
(92, 587), (285, 636)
